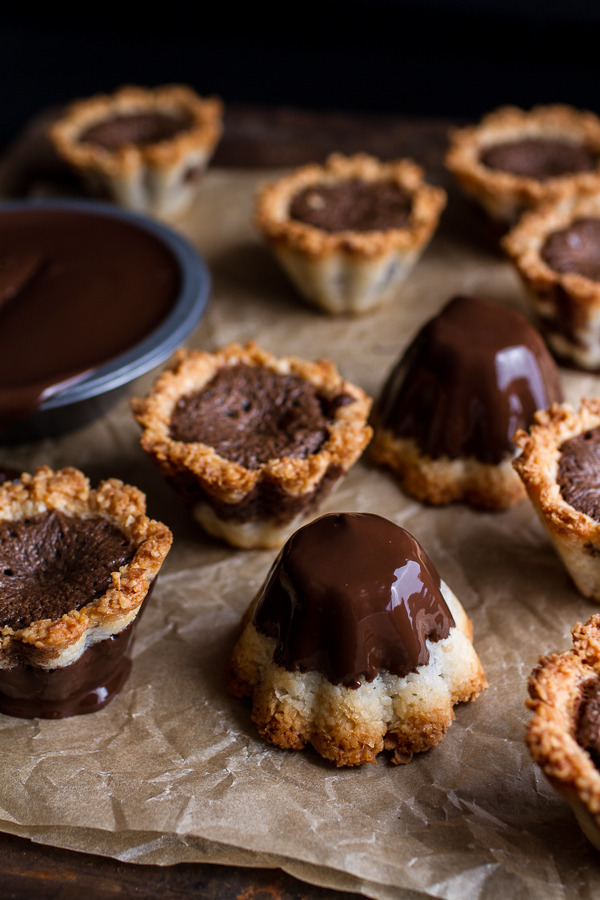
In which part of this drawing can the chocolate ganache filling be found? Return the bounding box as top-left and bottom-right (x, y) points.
(541, 218), (600, 282)
(0, 208), (180, 428)
(80, 110), (193, 150)
(0, 509), (136, 630)
(252, 512), (454, 688)
(289, 178), (412, 233)
(557, 426), (600, 520)
(169, 363), (349, 469)
(577, 677), (600, 765)
(376, 295), (562, 464)
(479, 138), (597, 179)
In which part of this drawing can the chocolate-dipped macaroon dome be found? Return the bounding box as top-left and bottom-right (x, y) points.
(370, 294), (562, 509)
(0, 466), (172, 719)
(132, 342), (372, 549)
(226, 512), (487, 766)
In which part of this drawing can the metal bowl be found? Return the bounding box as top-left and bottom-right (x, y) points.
(0, 199), (210, 444)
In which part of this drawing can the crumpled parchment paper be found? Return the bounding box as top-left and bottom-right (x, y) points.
(0, 167), (599, 900)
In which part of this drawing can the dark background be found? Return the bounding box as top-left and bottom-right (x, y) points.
(2, 1), (600, 149)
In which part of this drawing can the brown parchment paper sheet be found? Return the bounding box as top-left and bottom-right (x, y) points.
(1, 167), (600, 900)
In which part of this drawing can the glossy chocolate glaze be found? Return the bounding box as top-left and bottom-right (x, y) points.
(253, 512), (454, 688)
(542, 217), (600, 282)
(577, 676), (600, 765)
(557, 425), (600, 519)
(0, 622), (135, 719)
(289, 178), (412, 232)
(169, 363), (345, 469)
(376, 295), (563, 464)
(479, 138), (597, 179)
(0, 509), (136, 629)
(0, 208), (180, 427)
(80, 110), (193, 151)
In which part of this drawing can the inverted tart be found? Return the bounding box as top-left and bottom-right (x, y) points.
(514, 400), (600, 601)
(527, 613), (600, 851)
(50, 84), (223, 218)
(254, 152), (447, 315)
(369, 295), (563, 509)
(131, 343), (372, 549)
(503, 192), (600, 371)
(0, 466), (172, 718)
(445, 105), (600, 226)
(226, 512), (487, 767)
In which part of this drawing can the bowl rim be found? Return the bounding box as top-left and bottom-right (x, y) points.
(0, 197), (210, 410)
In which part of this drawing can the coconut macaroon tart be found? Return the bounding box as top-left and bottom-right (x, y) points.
(131, 342), (372, 550)
(527, 613), (600, 852)
(50, 84), (223, 219)
(254, 152), (447, 315)
(0, 466), (172, 719)
(226, 512), (487, 767)
(514, 399), (600, 602)
(445, 104), (600, 226)
(503, 192), (600, 371)
(369, 295), (562, 510)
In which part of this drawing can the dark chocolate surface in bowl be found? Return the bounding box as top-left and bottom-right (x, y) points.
(0, 199), (210, 443)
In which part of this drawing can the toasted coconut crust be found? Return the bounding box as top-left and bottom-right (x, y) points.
(131, 343), (373, 549)
(514, 400), (600, 600)
(254, 153), (446, 314)
(0, 466), (172, 669)
(445, 105), (600, 224)
(50, 84), (223, 217)
(503, 193), (600, 370)
(527, 614), (600, 851)
(227, 582), (487, 767)
(369, 430), (526, 510)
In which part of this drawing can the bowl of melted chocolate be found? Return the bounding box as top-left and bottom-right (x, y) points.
(0, 199), (210, 442)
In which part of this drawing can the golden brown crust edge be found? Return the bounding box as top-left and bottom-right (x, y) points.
(254, 153), (447, 315)
(527, 614), (600, 850)
(445, 104), (600, 224)
(502, 193), (600, 370)
(513, 400), (600, 600)
(131, 343), (373, 547)
(0, 466), (172, 669)
(369, 429), (525, 510)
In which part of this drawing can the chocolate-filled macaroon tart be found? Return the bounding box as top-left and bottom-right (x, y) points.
(527, 613), (600, 851)
(503, 192), (600, 371)
(254, 152), (447, 315)
(514, 400), (600, 602)
(226, 512), (487, 767)
(445, 104), (600, 226)
(0, 466), (172, 718)
(370, 295), (562, 510)
(131, 343), (372, 549)
(50, 84), (223, 218)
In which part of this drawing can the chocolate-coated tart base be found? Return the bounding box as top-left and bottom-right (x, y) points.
(0, 622), (134, 719)
(0, 467), (172, 717)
